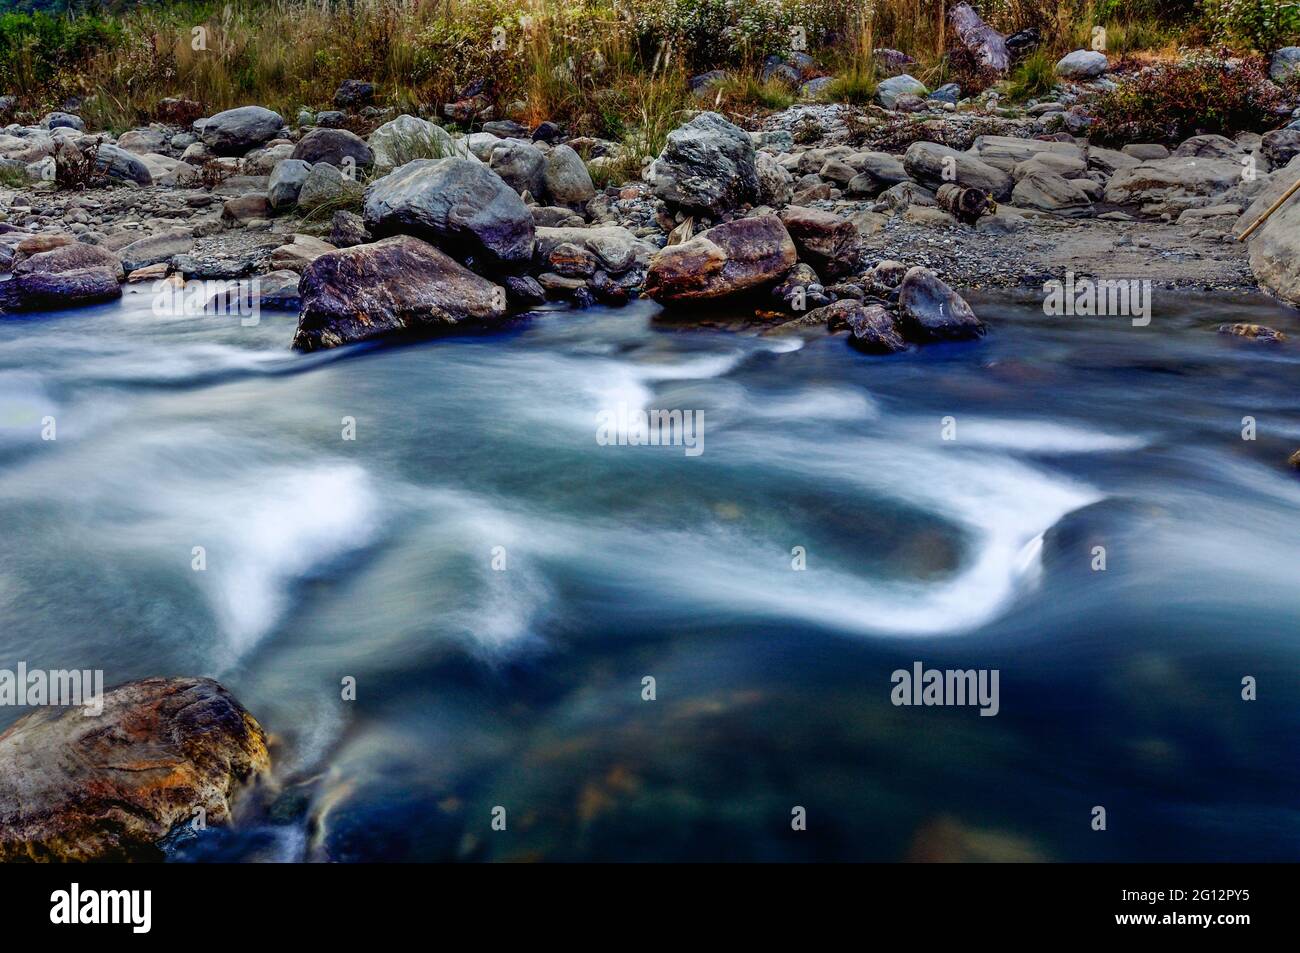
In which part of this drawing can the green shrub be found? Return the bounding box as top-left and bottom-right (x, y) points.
(1005, 49), (1056, 101)
(0, 11), (120, 91)
(1202, 0), (1300, 52)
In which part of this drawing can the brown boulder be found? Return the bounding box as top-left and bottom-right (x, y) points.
(645, 215), (797, 303)
(777, 206), (862, 278)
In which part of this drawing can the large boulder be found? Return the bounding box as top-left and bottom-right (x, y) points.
(119, 229), (193, 273)
(533, 226), (656, 274)
(971, 135), (1084, 174)
(93, 143), (153, 186)
(777, 206), (862, 278)
(291, 127), (374, 170)
(200, 106), (286, 156)
(645, 215), (796, 303)
(904, 142), (1013, 200)
(0, 268), (122, 313)
(268, 158), (313, 210)
(1055, 49), (1108, 79)
(1260, 129), (1300, 171)
(755, 151), (794, 205)
(363, 157), (535, 264)
(652, 112), (759, 216)
(0, 677), (269, 861)
(488, 139), (546, 197)
(293, 235), (508, 351)
(896, 267), (985, 341)
(116, 128), (168, 154)
(368, 115), (462, 172)
(297, 162), (364, 211)
(1103, 156), (1241, 210)
(1248, 196), (1300, 307)
(876, 75), (927, 109)
(1011, 170), (1093, 216)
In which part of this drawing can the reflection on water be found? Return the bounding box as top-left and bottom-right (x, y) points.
(0, 284), (1297, 861)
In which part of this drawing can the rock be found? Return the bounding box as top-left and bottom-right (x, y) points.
(1122, 143), (1170, 160)
(334, 79), (376, 110)
(814, 300), (906, 352)
(690, 70), (729, 99)
(1270, 47), (1300, 84)
(292, 235), (507, 351)
(119, 229), (193, 273)
(1248, 192), (1300, 306)
(329, 209), (371, 247)
(42, 111), (84, 131)
(904, 141), (1012, 200)
(292, 127), (374, 170)
(1006, 28), (1042, 61)
(800, 77), (836, 99)
(542, 144), (595, 205)
(298, 162), (364, 211)
(533, 225), (655, 274)
(651, 112), (759, 216)
(874, 49), (917, 77)
(1086, 147), (1139, 176)
(200, 106), (286, 156)
(242, 142), (295, 175)
(0, 677), (269, 862)
(1011, 170), (1093, 215)
(14, 242), (124, 281)
(93, 143), (153, 186)
(928, 83), (962, 105)
(876, 74), (928, 109)
(755, 151), (794, 205)
(847, 151), (909, 195)
(0, 96), (16, 123)
(777, 205), (861, 278)
(972, 135), (1083, 174)
(1103, 157), (1241, 209)
(0, 268), (122, 312)
(1261, 129), (1300, 171)
(896, 267), (985, 342)
(1218, 323), (1286, 343)
(363, 157), (535, 264)
(369, 115), (460, 172)
(645, 215), (796, 303)
(761, 55), (801, 87)
(1055, 50), (1108, 79)
(269, 158), (313, 210)
(1234, 156), (1300, 234)
(221, 193), (272, 225)
(488, 139), (546, 197)
(270, 234), (337, 272)
(903, 206), (958, 226)
(1173, 134), (1241, 160)
(505, 275), (547, 306)
(1014, 153), (1086, 180)
(482, 120), (529, 138)
(116, 128), (168, 154)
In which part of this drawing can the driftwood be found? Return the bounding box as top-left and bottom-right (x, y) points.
(936, 183), (997, 225)
(949, 2), (1010, 74)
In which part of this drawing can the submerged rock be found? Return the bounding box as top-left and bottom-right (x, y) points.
(0, 677), (269, 862)
(293, 235), (507, 351)
(812, 299), (907, 353)
(644, 215), (796, 304)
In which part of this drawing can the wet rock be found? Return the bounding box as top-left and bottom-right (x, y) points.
(292, 128), (374, 170)
(505, 275), (547, 307)
(896, 267), (985, 341)
(293, 235), (507, 351)
(651, 112), (758, 216)
(1218, 323), (1286, 343)
(645, 215), (796, 303)
(0, 677), (269, 862)
(777, 205), (861, 278)
(200, 106), (286, 156)
(363, 157), (535, 264)
(815, 300), (906, 352)
(1055, 49), (1107, 79)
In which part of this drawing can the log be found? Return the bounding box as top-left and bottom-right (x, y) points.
(937, 183), (997, 225)
(949, 2), (1010, 74)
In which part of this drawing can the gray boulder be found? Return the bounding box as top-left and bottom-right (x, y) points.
(1261, 129), (1300, 171)
(298, 162), (364, 211)
(293, 235), (508, 351)
(652, 112), (759, 216)
(488, 139), (546, 197)
(1248, 185), (1300, 306)
(119, 229), (193, 273)
(543, 144), (595, 205)
(269, 158), (313, 210)
(369, 115), (460, 172)
(904, 142), (1012, 200)
(93, 143), (153, 186)
(291, 127), (374, 170)
(1270, 47), (1300, 84)
(1011, 170), (1094, 216)
(777, 205), (862, 278)
(1103, 156), (1241, 210)
(1055, 50), (1108, 79)
(200, 106), (286, 156)
(877, 75), (927, 109)
(896, 267), (985, 342)
(363, 157), (535, 264)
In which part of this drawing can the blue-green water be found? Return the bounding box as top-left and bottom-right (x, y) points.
(0, 283), (1297, 861)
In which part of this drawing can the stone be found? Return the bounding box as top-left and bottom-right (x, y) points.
(221, 193), (272, 224)
(1248, 192), (1300, 307)
(929, 83), (962, 104)
(877, 75), (928, 109)
(651, 112), (759, 216)
(1218, 323), (1286, 343)
(1011, 170), (1093, 215)
(777, 205), (861, 278)
(14, 241), (124, 281)
(291, 128), (374, 170)
(93, 143), (153, 186)
(270, 234), (337, 272)
(1122, 143), (1169, 160)
(896, 267), (985, 341)
(0, 677), (269, 862)
(645, 215), (797, 303)
(1270, 47), (1300, 84)
(116, 128), (168, 154)
(42, 111), (84, 131)
(1261, 129), (1300, 171)
(363, 157), (535, 264)
(488, 139), (546, 197)
(298, 162), (364, 211)
(119, 229), (193, 273)
(292, 235), (508, 351)
(542, 144), (595, 205)
(369, 115), (462, 172)
(269, 158), (313, 210)
(329, 209), (371, 248)
(1103, 157), (1241, 209)
(1055, 50), (1108, 79)
(904, 141), (1012, 200)
(200, 106), (286, 155)
(334, 79), (376, 110)
(1173, 134), (1241, 160)
(755, 151), (794, 206)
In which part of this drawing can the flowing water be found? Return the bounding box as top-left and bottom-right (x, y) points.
(0, 282), (1297, 861)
